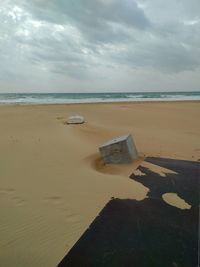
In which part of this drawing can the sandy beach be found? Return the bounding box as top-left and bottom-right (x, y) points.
(0, 101), (199, 267)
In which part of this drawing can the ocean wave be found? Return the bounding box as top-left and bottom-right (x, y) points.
(0, 92), (199, 105)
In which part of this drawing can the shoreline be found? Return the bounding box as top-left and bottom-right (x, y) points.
(0, 99), (200, 107)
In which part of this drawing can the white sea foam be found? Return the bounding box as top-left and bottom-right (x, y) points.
(0, 92), (199, 105)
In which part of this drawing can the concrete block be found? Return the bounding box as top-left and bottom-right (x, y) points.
(99, 134), (138, 164)
(67, 115), (85, 124)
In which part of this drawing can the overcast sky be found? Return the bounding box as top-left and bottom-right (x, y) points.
(0, 0), (200, 93)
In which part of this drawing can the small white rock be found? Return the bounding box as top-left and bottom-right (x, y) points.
(66, 115), (85, 124)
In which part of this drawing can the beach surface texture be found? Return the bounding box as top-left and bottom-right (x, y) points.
(0, 101), (199, 267)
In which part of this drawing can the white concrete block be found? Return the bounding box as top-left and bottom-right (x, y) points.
(67, 115), (85, 124)
(99, 134), (138, 164)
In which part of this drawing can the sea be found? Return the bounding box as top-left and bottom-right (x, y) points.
(0, 91), (199, 105)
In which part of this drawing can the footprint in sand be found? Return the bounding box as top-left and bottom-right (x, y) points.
(44, 195), (62, 205)
(60, 207), (81, 224)
(0, 187), (16, 194)
(56, 116), (66, 124)
(43, 196), (81, 224)
(56, 116), (65, 120)
(0, 188), (26, 206)
(64, 213), (81, 224)
(11, 196), (26, 206)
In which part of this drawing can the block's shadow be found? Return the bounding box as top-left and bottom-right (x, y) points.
(57, 158), (199, 267)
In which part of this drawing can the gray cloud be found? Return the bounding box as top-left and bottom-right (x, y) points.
(0, 0), (200, 92)
(19, 0), (150, 28)
(16, 0), (150, 45)
(109, 24), (200, 72)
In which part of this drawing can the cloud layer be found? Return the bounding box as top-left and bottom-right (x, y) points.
(0, 0), (200, 92)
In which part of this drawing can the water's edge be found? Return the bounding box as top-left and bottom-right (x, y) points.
(0, 92), (200, 105)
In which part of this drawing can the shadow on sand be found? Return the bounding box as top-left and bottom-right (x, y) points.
(57, 157), (199, 267)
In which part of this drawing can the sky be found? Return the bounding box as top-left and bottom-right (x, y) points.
(0, 0), (200, 93)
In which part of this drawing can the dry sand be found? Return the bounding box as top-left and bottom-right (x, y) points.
(0, 101), (199, 267)
(162, 193), (191, 210)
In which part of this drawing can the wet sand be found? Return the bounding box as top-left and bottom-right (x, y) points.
(0, 101), (199, 266)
